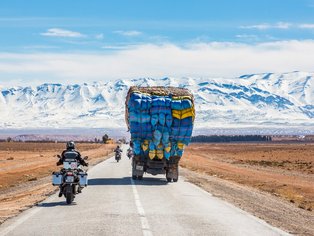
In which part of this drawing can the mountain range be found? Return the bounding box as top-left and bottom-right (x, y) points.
(0, 71), (313, 135)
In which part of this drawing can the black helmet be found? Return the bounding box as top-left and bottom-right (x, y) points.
(117, 145), (120, 148)
(66, 141), (75, 149)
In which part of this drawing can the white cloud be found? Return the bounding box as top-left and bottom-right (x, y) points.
(101, 45), (136, 50)
(23, 45), (60, 50)
(276, 22), (292, 29)
(95, 33), (104, 40)
(241, 22), (314, 30)
(241, 22), (291, 30)
(241, 24), (269, 30)
(41, 28), (85, 38)
(298, 24), (314, 29)
(0, 40), (314, 85)
(235, 34), (259, 41)
(114, 30), (142, 36)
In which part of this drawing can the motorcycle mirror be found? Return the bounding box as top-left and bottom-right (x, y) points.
(84, 156), (88, 160)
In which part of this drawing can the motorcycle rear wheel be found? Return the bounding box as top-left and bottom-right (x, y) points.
(66, 192), (73, 204)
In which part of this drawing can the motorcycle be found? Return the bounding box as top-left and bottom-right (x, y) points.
(115, 151), (121, 162)
(127, 148), (133, 159)
(52, 155), (88, 204)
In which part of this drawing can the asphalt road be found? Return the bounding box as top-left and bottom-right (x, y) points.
(0, 146), (289, 236)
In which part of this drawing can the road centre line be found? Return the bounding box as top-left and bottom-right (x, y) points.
(131, 179), (153, 236)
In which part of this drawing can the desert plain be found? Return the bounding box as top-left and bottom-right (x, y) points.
(0, 141), (313, 235)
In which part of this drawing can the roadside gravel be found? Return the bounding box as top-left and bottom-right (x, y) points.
(181, 168), (314, 236)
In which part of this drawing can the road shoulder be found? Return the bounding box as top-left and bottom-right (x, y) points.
(181, 167), (314, 236)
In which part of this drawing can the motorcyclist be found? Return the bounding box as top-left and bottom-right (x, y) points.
(114, 145), (122, 159)
(57, 141), (88, 167)
(57, 141), (88, 197)
(127, 146), (133, 159)
(114, 145), (122, 154)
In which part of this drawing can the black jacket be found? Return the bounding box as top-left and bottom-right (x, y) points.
(114, 148), (122, 153)
(57, 149), (88, 166)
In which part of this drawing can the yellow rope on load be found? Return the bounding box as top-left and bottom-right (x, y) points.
(172, 108), (195, 119)
(141, 140), (149, 151)
(177, 142), (185, 150)
(149, 150), (156, 159)
(172, 96), (193, 100)
(164, 146), (171, 152)
(156, 149), (164, 159)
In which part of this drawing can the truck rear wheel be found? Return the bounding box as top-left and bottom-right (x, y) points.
(173, 166), (179, 182)
(167, 177), (172, 182)
(132, 175), (137, 180)
(137, 175), (143, 180)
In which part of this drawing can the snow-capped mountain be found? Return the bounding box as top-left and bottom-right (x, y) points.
(0, 71), (313, 134)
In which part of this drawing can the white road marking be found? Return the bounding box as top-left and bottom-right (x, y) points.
(0, 205), (43, 236)
(131, 179), (153, 236)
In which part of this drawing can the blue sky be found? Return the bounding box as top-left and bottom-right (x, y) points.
(0, 0), (314, 85)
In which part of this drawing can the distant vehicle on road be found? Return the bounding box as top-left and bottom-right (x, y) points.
(114, 145), (122, 162)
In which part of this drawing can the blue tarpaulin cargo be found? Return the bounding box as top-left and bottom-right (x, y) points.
(126, 87), (195, 160)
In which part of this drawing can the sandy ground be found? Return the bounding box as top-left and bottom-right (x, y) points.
(0, 142), (115, 224)
(181, 142), (314, 235)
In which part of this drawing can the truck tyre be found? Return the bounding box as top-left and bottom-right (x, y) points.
(132, 175), (137, 180)
(166, 169), (171, 182)
(138, 175), (143, 180)
(173, 165), (179, 182)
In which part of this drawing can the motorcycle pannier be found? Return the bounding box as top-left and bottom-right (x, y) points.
(79, 172), (88, 186)
(52, 172), (62, 185)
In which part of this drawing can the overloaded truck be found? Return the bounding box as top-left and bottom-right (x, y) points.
(125, 86), (195, 182)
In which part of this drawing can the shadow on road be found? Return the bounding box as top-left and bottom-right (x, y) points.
(88, 177), (131, 185)
(37, 201), (77, 207)
(134, 177), (168, 186)
(88, 177), (168, 186)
